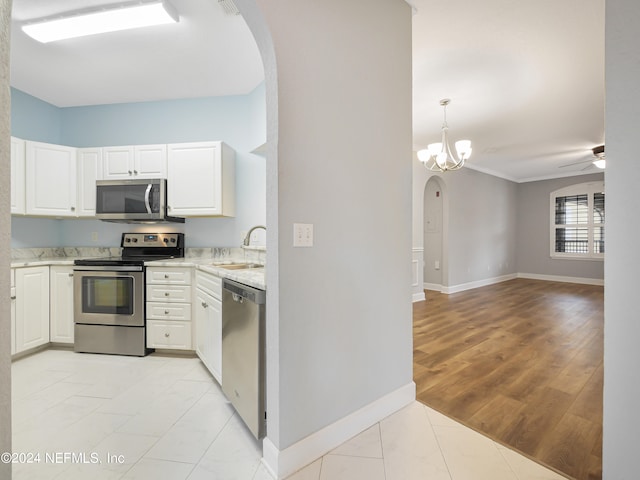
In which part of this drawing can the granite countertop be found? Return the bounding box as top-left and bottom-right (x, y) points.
(11, 248), (266, 291)
(146, 257), (266, 291)
(10, 257), (76, 268)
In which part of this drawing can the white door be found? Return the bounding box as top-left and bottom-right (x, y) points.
(11, 137), (26, 214)
(103, 146), (135, 179)
(15, 266), (50, 353)
(77, 148), (103, 217)
(50, 266), (75, 344)
(134, 144), (167, 178)
(167, 142), (222, 216)
(25, 141), (77, 217)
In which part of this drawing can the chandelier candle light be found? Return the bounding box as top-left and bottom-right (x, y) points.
(418, 99), (472, 172)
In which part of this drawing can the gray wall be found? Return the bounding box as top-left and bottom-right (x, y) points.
(253, 0), (414, 451)
(413, 163), (605, 291)
(0, 1), (11, 477)
(604, 0), (640, 477)
(414, 161), (519, 292)
(446, 168), (518, 287)
(517, 173), (605, 280)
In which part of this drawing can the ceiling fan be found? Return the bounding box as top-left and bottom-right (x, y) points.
(559, 145), (606, 170)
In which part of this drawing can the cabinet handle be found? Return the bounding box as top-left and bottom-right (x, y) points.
(164, 333), (170, 338)
(70, 206), (75, 212)
(128, 170), (133, 175)
(68, 273), (74, 277)
(165, 310), (170, 314)
(202, 302), (208, 308)
(164, 292), (170, 296)
(134, 170), (139, 175)
(10, 296), (16, 300)
(164, 274), (169, 279)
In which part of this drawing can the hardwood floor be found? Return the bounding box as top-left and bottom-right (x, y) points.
(413, 278), (603, 480)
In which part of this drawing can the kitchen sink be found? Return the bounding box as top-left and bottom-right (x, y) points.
(216, 263), (263, 270)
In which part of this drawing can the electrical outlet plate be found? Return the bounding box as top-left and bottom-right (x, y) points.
(293, 223), (313, 247)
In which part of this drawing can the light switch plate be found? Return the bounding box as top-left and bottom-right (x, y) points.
(293, 223), (313, 247)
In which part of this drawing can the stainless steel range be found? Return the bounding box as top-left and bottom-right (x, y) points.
(73, 233), (184, 356)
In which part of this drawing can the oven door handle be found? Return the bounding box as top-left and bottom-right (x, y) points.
(144, 183), (153, 214)
(73, 265), (144, 272)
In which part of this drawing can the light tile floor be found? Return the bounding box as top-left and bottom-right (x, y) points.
(11, 349), (567, 480)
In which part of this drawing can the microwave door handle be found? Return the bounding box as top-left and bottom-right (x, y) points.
(144, 184), (152, 214)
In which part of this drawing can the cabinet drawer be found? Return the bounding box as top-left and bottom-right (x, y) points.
(146, 284), (192, 303)
(196, 270), (222, 299)
(147, 302), (191, 321)
(147, 320), (192, 349)
(147, 267), (192, 285)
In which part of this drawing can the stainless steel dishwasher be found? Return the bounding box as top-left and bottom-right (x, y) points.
(221, 278), (266, 439)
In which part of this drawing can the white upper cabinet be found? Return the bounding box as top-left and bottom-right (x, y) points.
(11, 137), (26, 215)
(167, 141), (235, 217)
(103, 144), (167, 179)
(25, 141), (77, 217)
(77, 148), (103, 217)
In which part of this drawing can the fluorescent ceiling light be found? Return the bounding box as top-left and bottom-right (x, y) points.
(22, 1), (179, 43)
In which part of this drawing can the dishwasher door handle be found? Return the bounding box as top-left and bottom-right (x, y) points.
(232, 293), (244, 303)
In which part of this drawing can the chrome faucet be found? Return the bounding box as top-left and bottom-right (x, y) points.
(243, 225), (266, 246)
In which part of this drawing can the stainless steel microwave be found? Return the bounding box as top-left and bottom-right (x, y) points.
(95, 179), (184, 223)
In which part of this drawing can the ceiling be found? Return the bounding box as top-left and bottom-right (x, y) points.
(10, 0), (605, 183)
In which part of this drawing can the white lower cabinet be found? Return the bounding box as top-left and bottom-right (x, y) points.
(50, 266), (75, 344)
(147, 321), (192, 349)
(146, 267), (193, 350)
(195, 270), (222, 383)
(15, 266), (50, 353)
(10, 269), (16, 355)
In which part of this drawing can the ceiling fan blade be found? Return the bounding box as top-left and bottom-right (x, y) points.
(559, 159), (592, 168)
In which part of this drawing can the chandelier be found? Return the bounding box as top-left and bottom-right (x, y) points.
(417, 99), (472, 172)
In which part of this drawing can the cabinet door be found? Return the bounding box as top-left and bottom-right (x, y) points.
(77, 148), (103, 217)
(50, 266), (75, 344)
(103, 146), (135, 179)
(25, 141), (77, 217)
(134, 144), (167, 178)
(147, 321), (192, 349)
(10, 287), (16, 356)
(167, 141), (235, 217)
(195, 288), (222, 383)
(15, 266), (50, 353)
(11, 137), (26, 214)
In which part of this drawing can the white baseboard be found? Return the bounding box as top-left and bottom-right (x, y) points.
(443, 273), (517, 294)
(412, 291), (426, 302)
(262, 381), (416, 479)
(428, 272), (603, 296)
(423, 282), (442, 292)
(517, 272), (604, 286)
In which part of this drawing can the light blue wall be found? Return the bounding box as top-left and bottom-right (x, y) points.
(11, 85), (266, 248)
(10, 88), (62, 143)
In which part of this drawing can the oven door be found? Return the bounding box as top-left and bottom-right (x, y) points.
(74, 266), (144, 327)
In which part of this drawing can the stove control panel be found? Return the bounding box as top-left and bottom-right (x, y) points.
(122, 233), (184, 248)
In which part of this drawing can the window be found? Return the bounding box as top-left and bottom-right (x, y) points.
(550, 181), (604, 259)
